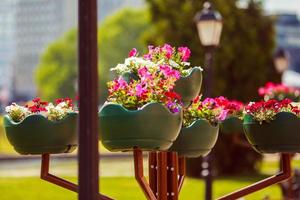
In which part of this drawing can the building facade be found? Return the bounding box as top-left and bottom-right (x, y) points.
(0, 0), (144, 102)
(275, 14), (300, 73)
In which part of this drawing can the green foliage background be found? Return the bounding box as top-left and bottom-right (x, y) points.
(35, 8), (150, 103)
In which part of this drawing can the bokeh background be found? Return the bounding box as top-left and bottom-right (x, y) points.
(1, 0), (300, 199)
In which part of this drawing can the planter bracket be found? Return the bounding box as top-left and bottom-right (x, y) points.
(40, 154), (113, 200)
(217, 153), (291, 200)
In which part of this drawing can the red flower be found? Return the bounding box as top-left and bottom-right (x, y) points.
(32, 98), (41, 103)
(55, 98), (74, 108)
(193, 96), (201, 103)
(165, 91), (181, 100)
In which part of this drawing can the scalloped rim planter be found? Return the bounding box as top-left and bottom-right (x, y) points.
(99, 102), (182, 152)
(243, 112), (300, 154)
(3, 112), (78, 155)
(174, 67), (203, 107)
(169, 119), (219, 158)
(220, 116), (244, 134)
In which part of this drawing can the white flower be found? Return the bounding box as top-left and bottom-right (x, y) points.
(110, 63), (129, 73)
(169, 59), (179, 67)
(5, 103), (30, 122)
(182, 62), (190, 66)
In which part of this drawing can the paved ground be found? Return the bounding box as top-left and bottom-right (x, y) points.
(0, 153), (148, 177)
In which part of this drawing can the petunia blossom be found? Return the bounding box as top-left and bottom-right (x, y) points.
(178, 47), (191, 62)
(128, 48), (138, 57)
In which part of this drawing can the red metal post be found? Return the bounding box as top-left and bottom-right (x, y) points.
(40, 154), (113, 200)
(78, 0), (99, 200)
(134, 148), (157, 200)
(149, 152), (158, 196)
(167, 152), (179, 200)
(41, 154), (78, 192)
(178, 157), (186, 193)
(157, 152), (168, 200)
(217, 154), (291, 200)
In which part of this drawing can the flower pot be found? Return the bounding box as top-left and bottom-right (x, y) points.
(243, 112), (300, 154)
(3, 113), (78, 155)
(174, 67), (203, 107)
(169, 119), (219, 158)
(99, 102), (182, 152)
(220, 117), (244, 134)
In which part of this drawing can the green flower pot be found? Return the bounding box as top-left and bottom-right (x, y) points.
(99, 102), (182, 152)
(3, 113), (78, 155)
(169, 119), (219, 158)
(174, 67), (203, 107)
(220, 117), (244, 134)
(243, 112), (300, 154)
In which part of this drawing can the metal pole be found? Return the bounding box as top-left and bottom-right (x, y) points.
(204, 48), (214, 97)
(203, 47), (214, 200)
(78, 0), (99, 200)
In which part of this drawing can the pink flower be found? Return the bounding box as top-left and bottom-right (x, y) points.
(202, 98), (216, 108)
(178, 47), (191, 61)
(113, 77), (128, 91)
(128, 48), (138, 57)
(218, 109), (229, 121)
(159, 65), (180, 79)
(138, 67), (153, 81)
(161, 44), (173, 59)
(135, 83), (147, 97)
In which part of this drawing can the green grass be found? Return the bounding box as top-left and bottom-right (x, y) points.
(0, 177), (280, 200)
(0, 176), (283, 200)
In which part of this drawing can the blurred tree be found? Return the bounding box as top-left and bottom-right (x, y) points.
(145, 0), (280, 175)
(35, 29), (77, 101)
(35, 8), (150, 102)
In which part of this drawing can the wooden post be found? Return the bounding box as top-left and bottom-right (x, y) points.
(149, 152), (158, 196)
(78, 0), (99, 199)
(157, 152), (168, 200)
(167, 152), (179, 200)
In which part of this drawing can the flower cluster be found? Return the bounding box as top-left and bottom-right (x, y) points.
(258, 82), (300, 101)
(111, 44), (202, 76)
(245, 99), (300, 123)
(183, 96), (229, 127)
(5, 98), (76, 122)
(107, 65), (182, 113)
(221, 99), (244, 119)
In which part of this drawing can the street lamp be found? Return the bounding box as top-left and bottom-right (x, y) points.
(273, 48), (289, 74)
(195, 2), (223, 200)
(195, 2), (223, 48)
(195, 1), (223, 96)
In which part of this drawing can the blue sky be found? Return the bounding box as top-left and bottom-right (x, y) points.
(264, 0), (300, 15)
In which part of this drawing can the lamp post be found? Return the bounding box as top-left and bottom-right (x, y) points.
(195, 2), (223, 200)
(273, 48), (289, 75)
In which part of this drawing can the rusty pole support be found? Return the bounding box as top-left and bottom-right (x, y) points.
(167, 152), (179, 200)
(78, 0), (99, 199)
(157, 152), (168, 200)
(40, 154), (113, 200)
(178, 157), (186, 193)
(41, 154), (78, 192)
(134, 148), (157, 200)
(217, 154), (292, 200)
(149, 152), (158, 196)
